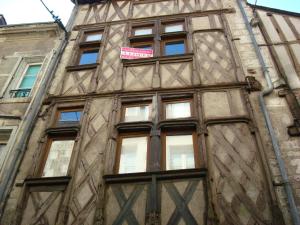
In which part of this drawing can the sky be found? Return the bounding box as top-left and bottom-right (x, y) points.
(0, 0), (299, 25)
(0, 0), (74, 25)
(248, 0), (300, 13)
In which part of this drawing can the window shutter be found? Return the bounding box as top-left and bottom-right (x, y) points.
(0, 57), (20, 97)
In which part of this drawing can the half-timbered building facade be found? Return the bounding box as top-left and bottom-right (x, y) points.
(1, 1), (299, 225)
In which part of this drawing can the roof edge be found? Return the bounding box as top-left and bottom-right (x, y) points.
(247, 2), (300, 17)
(71, 0), (108, 5)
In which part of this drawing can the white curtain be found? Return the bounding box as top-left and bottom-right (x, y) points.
(125, 106), (149, 122)
(42, 140), (74, 177)
(119, 136), (147, 173)
(166, 102), (190, 119)
(166, 135), (194, 170)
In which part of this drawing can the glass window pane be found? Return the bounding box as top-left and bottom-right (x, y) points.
(134, 45), (153, 50)
(166, 135), (195, 170)
(166, 102), (191, 119)
(165, 24), (183, 33)
(119, 136), (147, 173)
(124, 105), (149, 122)
(134, 28), (152, 36)
(25, 65), (41, 76)
(164, 41), (185, 55)
(19, 65), (41, 89)
(59, 111), (81, 122)
(85, 33), (102, 42)
(19, 76), (36, 89)
(42, 140), (74, 177)
(79, 50), (98, 65)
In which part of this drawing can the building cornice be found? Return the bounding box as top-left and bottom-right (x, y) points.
(0, 22), (62, 36)
(71, 0), (107, 4)
(247, 2), (300, 17)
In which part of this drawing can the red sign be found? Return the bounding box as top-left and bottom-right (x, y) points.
(120, 47), (153, 59)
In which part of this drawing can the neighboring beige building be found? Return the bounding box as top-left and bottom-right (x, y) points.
(0, 20), (65, 218)
(0, 1), (300, 225)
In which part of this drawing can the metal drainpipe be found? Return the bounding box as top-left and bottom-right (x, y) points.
(0, 3), (79, 219)
(237, 1), (300, 224)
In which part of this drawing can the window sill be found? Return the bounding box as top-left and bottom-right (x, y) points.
(160, 31), (187, 39)
(104, 168), (207, 184)
(79, 40), (101, 48)
(16, 176), (71, 190)
(129, 34), (155, 42)
(122, 53), (193, 66)
(66, 63), (99, 72)
(116, 121), (153, 132)
(46, 126), (80, 136)
(158, 118), (198, 130)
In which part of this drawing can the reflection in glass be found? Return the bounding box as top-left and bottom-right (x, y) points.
(119, 136), (147, 173)
(124, 105), (150, 122)
(164, 41), (185, 55)
(42, 140), (74, 177)
(166, 135), (195, 170)
(166, 102), (191, 119)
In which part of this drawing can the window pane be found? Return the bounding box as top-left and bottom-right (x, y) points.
(165, 24), (183, 33)
(19, 65), (41, 89)
(79, 50), (98, 65)
(164, 41), (185, 55)
(85, 33), (102, 42)
(19, 76), (36, 89)
(124, 105), (149, 122)
(166, 102), (191, 119)
(42, 140), (74, 177)
(59, 111), (81, 123)
(119, 136), (147, 173)
(166, 135), (195, 170)
(134, 28), (152, 36)
(134, 45), (153, 50)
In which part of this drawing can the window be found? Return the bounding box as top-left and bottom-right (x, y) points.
(131, 41), (154, 50)
(79, 49), (99, 65)
(133, 27), (153, 36)
(123, 104), (151, 122)
(57, 109), (82, 125)
(70, 29), (103, 68)
(129, 20), (187, 57)
(40, 138), (75, 177)
(116, 135), (148, 174)
(165, 135), (195, 170)
(84, 31), (102, 42)
(12, 64), (41, 98)
(163, 40), (186, 56)
(164, 23), (184, 33)
(164, 100), (192, 119)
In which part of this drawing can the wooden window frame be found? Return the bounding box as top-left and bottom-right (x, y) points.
(131, 25), (154, 37)
(161, 37), (187, 56)
(162, 98), (194, 120)
(121, 102), (152, 122)
(127, 19), (189, 60)
(37, 136), (76, 177)
(82, 30), (103, 43)
(161, 21), (186, 34)
(161, 131), (200, 171)
(114, 133), (150, 174)
(130, 41), (154, 50)
(55, 107), (83, 126)
(76, 47), (100, 66)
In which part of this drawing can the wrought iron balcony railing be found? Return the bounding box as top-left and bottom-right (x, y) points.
(9, 89), (31, 98)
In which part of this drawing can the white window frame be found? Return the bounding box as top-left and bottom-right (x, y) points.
(15, 63), (42, 96)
